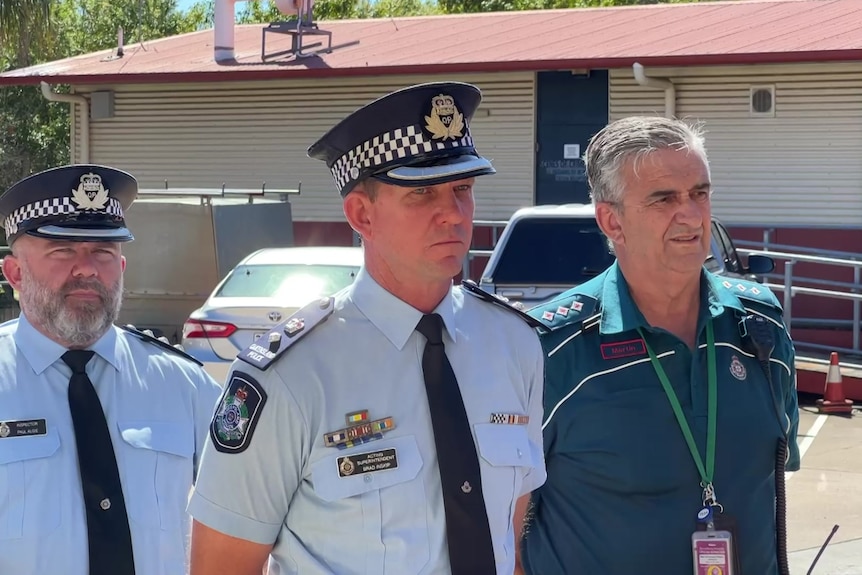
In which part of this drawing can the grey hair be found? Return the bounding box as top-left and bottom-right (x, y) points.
(584, 116), (708, 206)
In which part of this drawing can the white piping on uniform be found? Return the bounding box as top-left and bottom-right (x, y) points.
(698, 341), (791, 377)
(701, 341), (754, 358)
(547, 313), (601, 357)
(770, 357), (791, 377)
(548, 330), (582, 357)
(542, 350), (676, 429)
(743, 307), (785, 330)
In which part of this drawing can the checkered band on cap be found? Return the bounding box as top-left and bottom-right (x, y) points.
(329, 124), (474, 192)
(4, 197), (124, 238)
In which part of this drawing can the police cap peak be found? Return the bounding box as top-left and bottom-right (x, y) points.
(308, 81), (496, 197)
(0, 164), (137, 245)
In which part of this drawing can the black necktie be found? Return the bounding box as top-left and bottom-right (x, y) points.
(63, 350), (136, 575)
(416, 314), (496, 575)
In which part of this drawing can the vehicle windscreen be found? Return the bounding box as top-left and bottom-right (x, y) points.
(491, 217), (616, 285)
(215, 264), (360, 299)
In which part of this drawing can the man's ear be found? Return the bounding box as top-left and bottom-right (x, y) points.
(2, 254), (24, 291)
(595, 202), (624, 247)
(343, 188), (375, 242)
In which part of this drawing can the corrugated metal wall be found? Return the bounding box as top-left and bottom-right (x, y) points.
(610, 62), (862, 226)
(74, 72), (535, 222)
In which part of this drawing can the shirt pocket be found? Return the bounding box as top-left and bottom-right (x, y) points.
(474, 423), (535, 564)
(0, 429), (62, 539)
(310, 435), (428, 574)
(118, 421), (195, 532)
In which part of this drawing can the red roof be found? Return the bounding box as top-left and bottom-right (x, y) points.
(2, 0), (861, 86)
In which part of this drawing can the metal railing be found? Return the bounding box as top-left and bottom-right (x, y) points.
(736, 245), (861, 357)
(462, 219), (508, 279)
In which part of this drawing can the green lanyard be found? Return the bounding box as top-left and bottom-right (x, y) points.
(637, 321), (720, 509)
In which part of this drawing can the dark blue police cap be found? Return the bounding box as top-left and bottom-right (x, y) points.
(0, 164), (137, 245)
(308, 81), (496, 196)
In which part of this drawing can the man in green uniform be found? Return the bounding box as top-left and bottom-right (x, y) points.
(517, 116), (799, 575)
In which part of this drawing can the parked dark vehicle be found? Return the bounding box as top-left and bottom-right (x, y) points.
(478, 204), (774, 308)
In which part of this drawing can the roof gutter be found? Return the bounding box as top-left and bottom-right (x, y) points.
(632, 62), (675, 118)
(40, 81), (90, 163)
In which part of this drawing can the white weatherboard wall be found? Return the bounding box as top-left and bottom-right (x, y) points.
(73, 72), (535, 222)
(610, 62), (862, 227)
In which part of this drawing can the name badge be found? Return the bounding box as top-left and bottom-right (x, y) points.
(692, 531), (735, 575)
(0, 418), (47, 438)
(338, 448), (398, 477)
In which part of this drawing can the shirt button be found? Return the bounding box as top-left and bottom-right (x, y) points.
(364, 475), (372, 484)
(100, 498), (111, 510)
(517, 448), (523, 458)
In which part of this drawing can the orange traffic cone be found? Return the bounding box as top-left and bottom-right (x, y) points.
(816, 352), (854, 414)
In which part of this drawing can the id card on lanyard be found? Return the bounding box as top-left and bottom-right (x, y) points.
(638, 322), (740, 575)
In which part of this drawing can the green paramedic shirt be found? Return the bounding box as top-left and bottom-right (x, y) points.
(522, 262), (799, 575)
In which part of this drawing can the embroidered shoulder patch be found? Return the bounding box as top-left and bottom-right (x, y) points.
(717, 277), (782, 311)
(211, 371), (267, 454)
(237, 296), (335, 370)
(529, 293), (599, 332)
(461, 279), (547, 331)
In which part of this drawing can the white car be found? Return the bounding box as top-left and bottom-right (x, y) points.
(182, 246), (363, 383)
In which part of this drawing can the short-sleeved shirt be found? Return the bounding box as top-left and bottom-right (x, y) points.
(521, 263), (799, 575)
(0, 314), (223, 575)
(188, 268), (546, 575)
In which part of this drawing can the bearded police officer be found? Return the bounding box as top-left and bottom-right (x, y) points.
(517, 117), (799, 575)
(0, 164), (223, 575)
(187, 82), (547, 575)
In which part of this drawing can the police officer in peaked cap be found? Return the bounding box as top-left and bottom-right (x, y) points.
(0, 164), (222, 575)
(188, 82), (548, 575)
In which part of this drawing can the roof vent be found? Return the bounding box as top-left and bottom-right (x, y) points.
(749, 85), (775, 117)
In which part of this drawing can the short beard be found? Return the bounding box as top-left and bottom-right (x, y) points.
(19, 269), (123, 349)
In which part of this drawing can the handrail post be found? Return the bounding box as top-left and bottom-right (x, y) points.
(783, 260), (794, 332)
(853, 264), (860, 352)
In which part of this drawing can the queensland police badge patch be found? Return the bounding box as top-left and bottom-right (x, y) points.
(211, 371), (267, 454)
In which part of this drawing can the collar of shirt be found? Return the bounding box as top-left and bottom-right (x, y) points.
(348, 266), (459, 351)
(13, 313), (122, 374)
(598, 262), (747, 336)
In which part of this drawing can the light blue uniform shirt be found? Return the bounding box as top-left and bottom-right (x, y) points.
(189, 268), (546, 575)
(0, 314), (223, 575)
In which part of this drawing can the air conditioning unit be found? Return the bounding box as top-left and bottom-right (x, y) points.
(749, 85), (775, 118)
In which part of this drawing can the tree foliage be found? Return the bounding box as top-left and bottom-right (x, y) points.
(0, 1), (209, 193)
(436, 0), (718, 13)
(235, 0), (439, 23)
